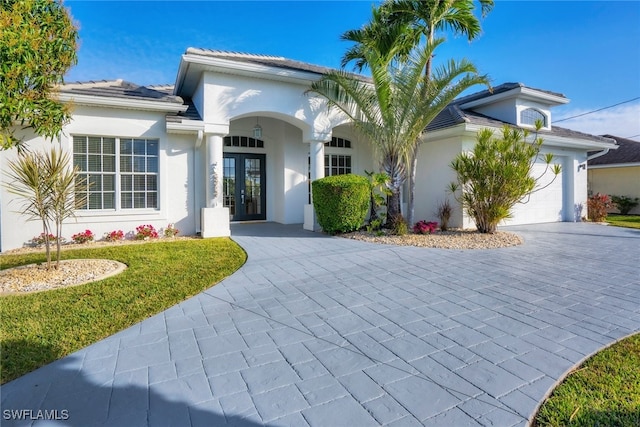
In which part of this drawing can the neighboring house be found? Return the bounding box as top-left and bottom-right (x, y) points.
(0, 49), (617, 251)
(588, 135), (640, 214)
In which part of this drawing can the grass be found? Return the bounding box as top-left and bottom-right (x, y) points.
(534, 333), (640, 426)
(606, 214), (640, 229)
(0, 238), (246, 384)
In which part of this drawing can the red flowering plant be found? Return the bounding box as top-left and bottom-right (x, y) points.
(587, 193), (613, 222)
(163, 223), (179, 237)
(413, 220), (439, 234)
(104, 230), (125, 242)
(31, 233), (61, 245)
(71, 229), (94, 244)
(135, 224), (158, 240)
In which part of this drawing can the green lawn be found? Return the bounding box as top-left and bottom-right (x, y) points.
(0, 238), (246, 384)
(534, 333), (640, 426)
(606, 214), (640, 229)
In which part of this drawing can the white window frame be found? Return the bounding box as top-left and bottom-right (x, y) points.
(73, 135), (160, 213)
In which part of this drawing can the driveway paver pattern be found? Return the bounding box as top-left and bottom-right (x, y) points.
(2, 222), (639, 426)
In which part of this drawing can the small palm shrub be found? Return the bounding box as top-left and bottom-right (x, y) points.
(312, 174), (369, 234)
(450, 125), (561, 233)
(587, 193), (613, 222)
(611, 195), (639, 215)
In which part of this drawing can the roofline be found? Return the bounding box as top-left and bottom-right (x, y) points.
(166, 120), (205, 134)
(59, 93), (187, 113)
(422, 122), (618, 151)
(459, 86), (569, 109)
(588, 162), (640, 169)
(175, 52), (324, 95)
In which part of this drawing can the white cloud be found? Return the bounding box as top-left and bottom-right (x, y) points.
(554, 102), (640, 141)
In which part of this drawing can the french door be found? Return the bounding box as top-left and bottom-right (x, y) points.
(222, 154), (266, 221)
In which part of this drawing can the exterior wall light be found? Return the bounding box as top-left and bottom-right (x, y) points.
(253, 117), (262, 139)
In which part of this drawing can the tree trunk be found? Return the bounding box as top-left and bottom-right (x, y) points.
(406, 145), (419, 226)
(386, 189), (402, 227)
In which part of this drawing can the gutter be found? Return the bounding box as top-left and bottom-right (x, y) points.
(587, 148), (611, 161)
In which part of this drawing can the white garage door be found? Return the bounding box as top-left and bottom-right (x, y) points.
(502, 159), (565, 226)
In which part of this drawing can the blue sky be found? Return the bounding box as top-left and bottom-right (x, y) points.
(65, 1), (640, 139)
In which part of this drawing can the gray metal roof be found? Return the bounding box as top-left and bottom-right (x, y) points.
(589, 135), (640, 165)
(426, 105), (612, 144)
(185, 48), (371, 82)
(453, 82), (567, 105)
(61, 80), (183, 104)
(165, 98), (202, 123)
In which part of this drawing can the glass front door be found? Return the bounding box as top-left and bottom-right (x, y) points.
(223, 154), (266, 221)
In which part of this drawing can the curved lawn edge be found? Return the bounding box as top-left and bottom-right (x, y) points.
(530, 331), (640, 426)
(0, 238), (246, 384)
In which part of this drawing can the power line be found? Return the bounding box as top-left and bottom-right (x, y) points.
(555, 97), (640, 123)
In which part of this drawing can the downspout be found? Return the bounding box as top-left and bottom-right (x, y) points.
(586, 148), (610, 161)
(195, 130), (204, 233)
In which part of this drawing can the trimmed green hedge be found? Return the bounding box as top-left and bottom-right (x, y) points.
(312, 174), (369, 234)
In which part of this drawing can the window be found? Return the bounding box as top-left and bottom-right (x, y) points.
(73, 136), (159, 210)
(520, 108), (547, 127)
(326, 137), (351, 148)
(325, 154), (351, 176)
(224, 136), (264, 148)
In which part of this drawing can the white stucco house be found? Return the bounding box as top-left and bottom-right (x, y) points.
(0, 49), (617, 251)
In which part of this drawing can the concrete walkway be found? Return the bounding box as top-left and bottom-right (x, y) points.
(2, 222), (639, 426)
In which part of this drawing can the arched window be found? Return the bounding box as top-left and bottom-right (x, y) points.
(223, 136), (264, 148)
(520, 108), (547, 127)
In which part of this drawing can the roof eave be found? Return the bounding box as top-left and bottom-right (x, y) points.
(459, 87), (569, 109)
(176, 53), (324, 94)
(59, 93), (187, 113)
(166, 119), (205, 134)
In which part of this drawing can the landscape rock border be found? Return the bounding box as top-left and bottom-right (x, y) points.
(1, 259), (127, 295)
(342, 229), (524, 249)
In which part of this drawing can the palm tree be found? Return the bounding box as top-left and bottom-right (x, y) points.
(386, 0), (495, 226)
(309, 41), (488, 226)
(342, 0), (494, 225)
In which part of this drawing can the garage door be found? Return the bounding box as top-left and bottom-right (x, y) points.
(502, 158), (565, 226)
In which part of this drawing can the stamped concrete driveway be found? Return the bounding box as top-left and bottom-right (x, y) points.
(2, 222), (639, 426)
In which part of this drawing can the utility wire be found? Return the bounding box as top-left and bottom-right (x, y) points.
(555, 97), (640, 123)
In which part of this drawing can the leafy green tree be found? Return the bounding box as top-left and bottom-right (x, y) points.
(342, 0), (494, 226)
(0, 0), (78, 150)
(4, 147), (86, 268)
(309, 41), (488, 226)
(449, 124), (561, 233)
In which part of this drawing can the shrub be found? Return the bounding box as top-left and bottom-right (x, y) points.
(611, 195), (639, 215)
(104, 230), (125, 242)
(312, 174), (369, 234)
(164, 223), (179, 237)
(391, 214), (408, 236)
(450, 125), (561, 233)
(436, 199), (452, 231)
(135, 224), (158, 240)
(587, 193), (613, 222)
(71, 229), (94, 244)
(413, 220), (438, 234)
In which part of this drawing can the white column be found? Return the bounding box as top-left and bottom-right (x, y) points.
(205, 133), (224, 208)
(304, 137), (329, 231)
(201, 128), (230, 238)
